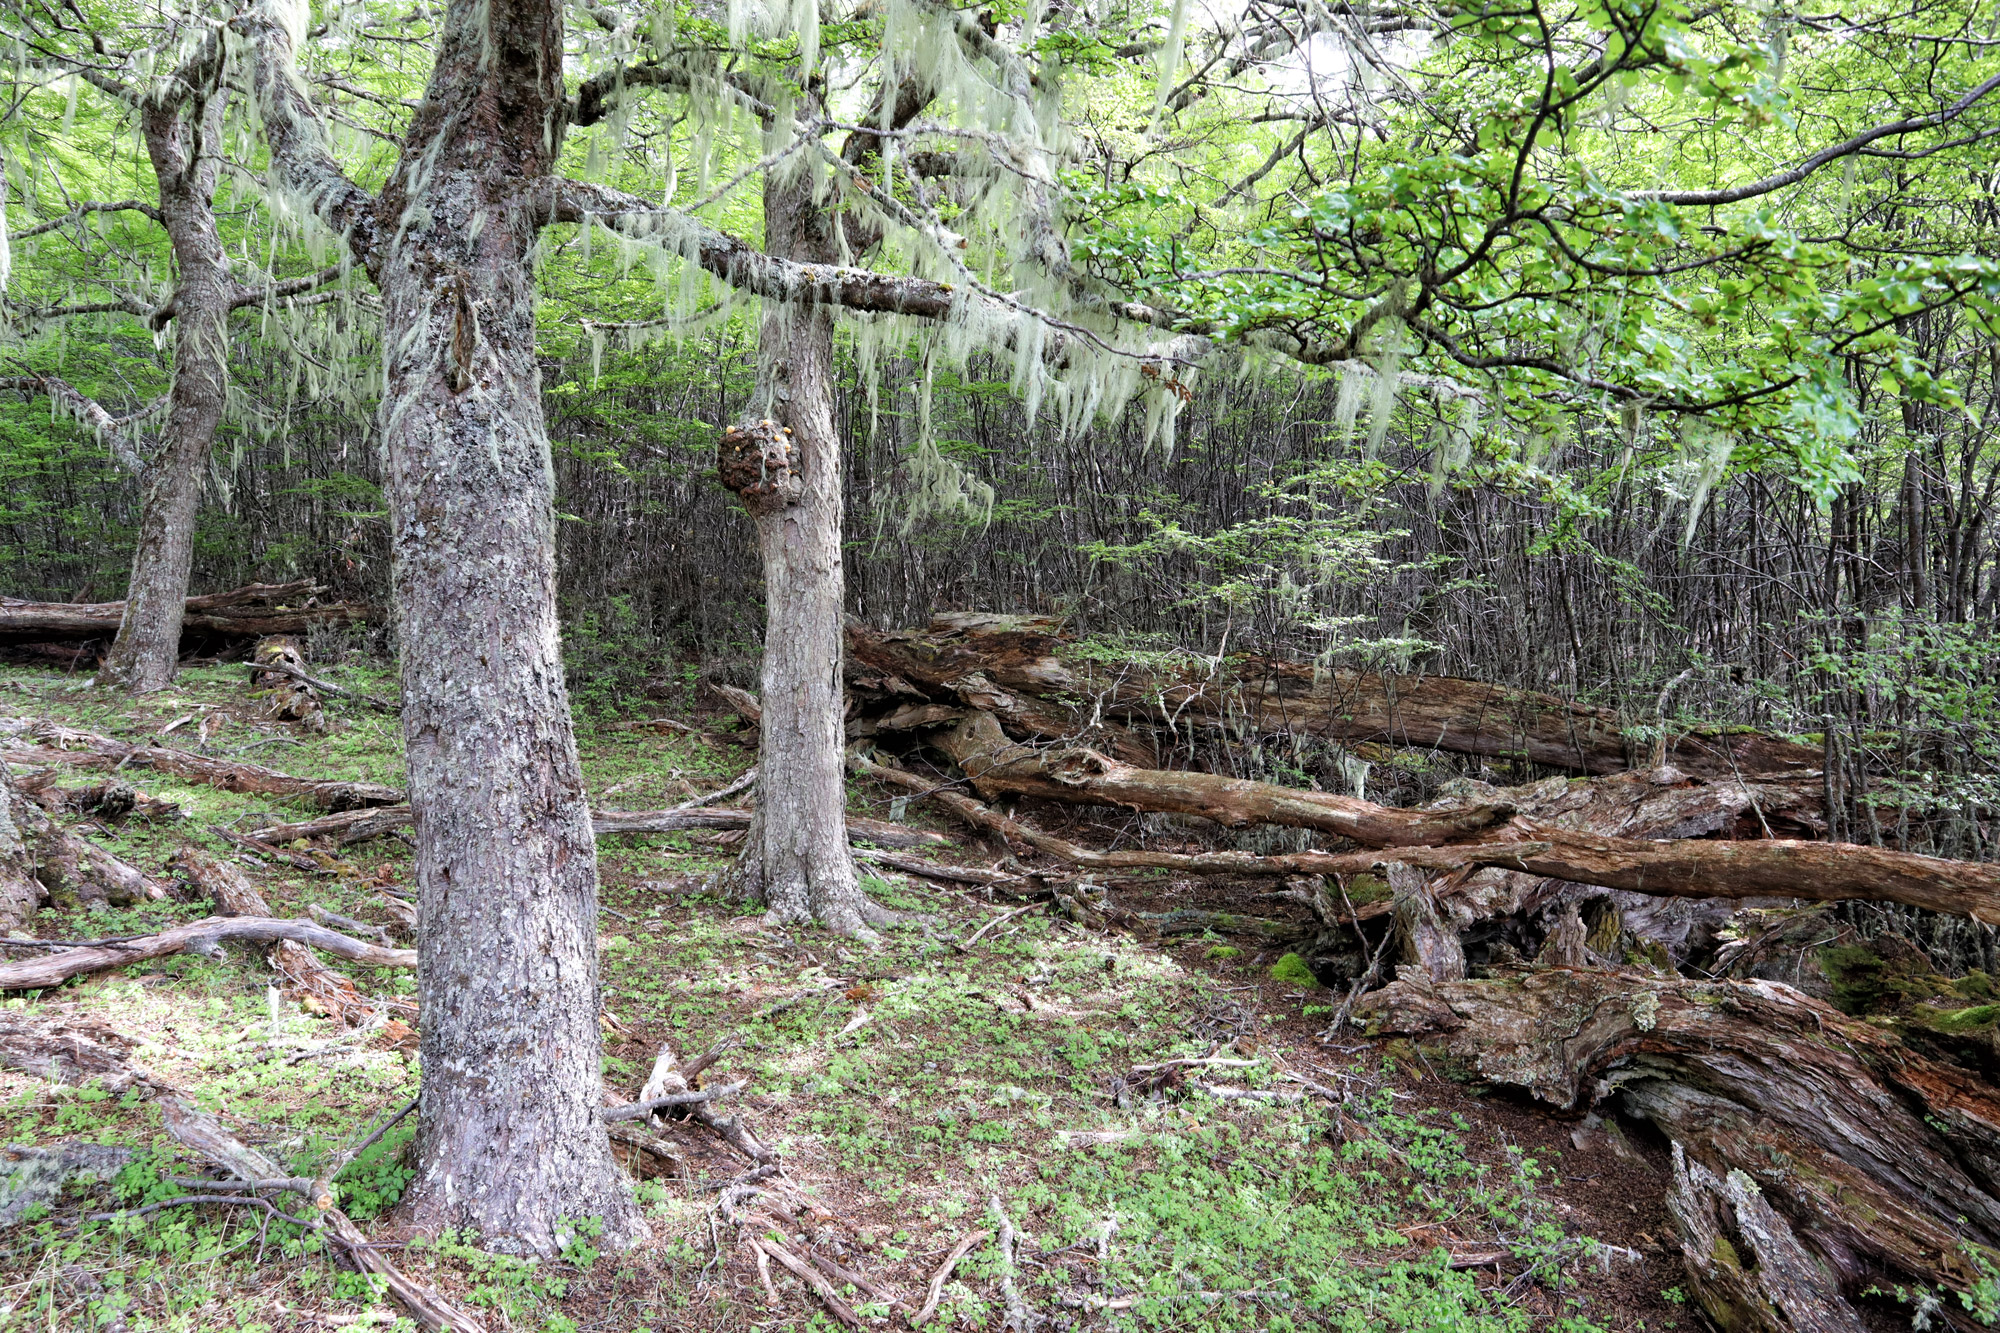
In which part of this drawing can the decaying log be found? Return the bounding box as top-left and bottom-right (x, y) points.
(845, 614), (1823, 780)
(849, 744), (1531, 883)
(245, 803), (947, 851)
(1390, 863), (1465, 983)
(1667, 1143), (1864, 1333)
(1360, 967), (2000, 1321)
(168, 848), (390, 1024)
(0, 772), (166, 929)
(2, 722), (402, 810)
(0, 915), (414, 990)
(0, 582), (368, 647)
(15, 771), (180, 821)
(250, 636), (327, 731)
(0, 779), (46, 933)
(171, 848), (274, 917)
(0, 1009), (160, 1092)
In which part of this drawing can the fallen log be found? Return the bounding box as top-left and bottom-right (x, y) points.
(0, 915), (414, 990)
(846, 614), (1824, 780)
(168, 849), (394, 1024)
(0, 582), (369, 647)
(919, 712), (2000, 925)
(1484, 827), (2000, 925)
(0, 773), (166, 930)
(930, 710), (1516, 847)
(246, 804), (948, 850)
(3, 723), (403, 809)
(1359, 967), (2000, 1328)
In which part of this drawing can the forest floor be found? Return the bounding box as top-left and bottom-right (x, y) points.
(0, 659), (1693, 1333)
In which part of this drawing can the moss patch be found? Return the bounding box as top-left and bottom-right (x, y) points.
(1269, 952), (1318, 986)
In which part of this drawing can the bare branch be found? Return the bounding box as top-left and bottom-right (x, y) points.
(1637, 70), (2000, 206)
(8, 199), (163, 241)
(0, 370), (151, 475)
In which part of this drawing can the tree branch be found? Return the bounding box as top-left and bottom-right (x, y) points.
(229, 1), (380, 270)
(543, 180), (958, 318)
(8, 199), (163, 241)
(1636, 70), (2000, 206)
(230, 264), (345, 311)
(0, 371), (149, 476)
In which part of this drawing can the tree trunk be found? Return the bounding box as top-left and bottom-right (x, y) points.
(368, 0), (642, 1253)
(715, 162), (887, 937)
(96, 88), (233, 693)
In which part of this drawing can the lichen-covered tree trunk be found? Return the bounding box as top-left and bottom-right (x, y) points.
(716, 162), (888, 938)
(373, 0), (642, 1252)
(96, 87), (232, 693)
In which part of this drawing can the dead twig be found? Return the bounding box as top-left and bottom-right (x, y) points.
(957, 902), (1041, 953)
(748, 1235), (864, 1328)
(991, 1195), (1035, 1331)
(915, 1228), (990, 1325)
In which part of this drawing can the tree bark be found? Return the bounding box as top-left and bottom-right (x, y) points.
(1359, 968), (2000, 1326)
(356, 0), (643, 1251)
(95, 54), (233, 693)
(715, 160), (886, 938)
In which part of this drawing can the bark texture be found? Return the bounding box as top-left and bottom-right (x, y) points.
(360, 0), (643, 1250)
(1359, 968), (2000, 1322)
(715, 159), (885, 937)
